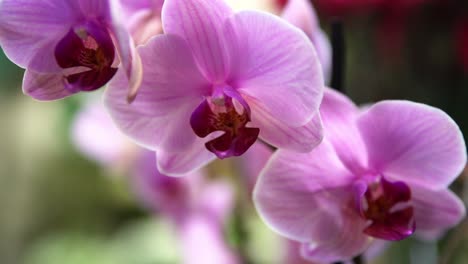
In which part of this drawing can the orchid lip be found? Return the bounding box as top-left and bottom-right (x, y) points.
(356, 177), (416, 241)
(190, 86), (259, 159)
(54, 21), (117, 92)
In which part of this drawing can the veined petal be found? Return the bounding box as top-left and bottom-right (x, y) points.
(157, 143), (216, 176)
(22, 70), (75, 101)
(249, 96), (323, 152)
(411, 185), (466, 238)
(225, 11), (324, 126)
(77, 0), (112, 19)
(300, 214), (371, 263)
(0, 0), (79, 71)
(357, 101), (467, 189)
(162, 0), (233, 82)
(320, 88), (367, 174)
(253, 140), (354, 242)
(104, 34), (210, 152)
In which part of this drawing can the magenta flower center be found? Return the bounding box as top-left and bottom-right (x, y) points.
(190, 86), (260, 159)
(54, 22), (117, 92)
(357, 177), (415, 241)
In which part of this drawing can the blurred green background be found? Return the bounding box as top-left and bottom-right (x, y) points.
(0, 0), (468, 263)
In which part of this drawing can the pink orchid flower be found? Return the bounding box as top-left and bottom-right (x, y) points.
(0, 0), (141, 101)
(254, 88), (467, 262)
(105, 0), (324, 176)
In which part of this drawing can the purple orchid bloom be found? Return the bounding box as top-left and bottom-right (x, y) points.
(0, 0), (142, 101)
(105, 0), (324, 176)
(120, 0), (165, 45)
(254, 88), (467, 262)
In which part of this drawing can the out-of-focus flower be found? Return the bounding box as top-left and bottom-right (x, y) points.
(0, 0), (141, 101)
(72, 99), (133, 166)
(132, 151), (239, 264)
(120, 0), (165, 45)
(254, 88), (466, 262)
(72, 101), (239, 264)
(105, 0), (324, 176)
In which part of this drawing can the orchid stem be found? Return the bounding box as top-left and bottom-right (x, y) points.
(331, 19), (346, 93)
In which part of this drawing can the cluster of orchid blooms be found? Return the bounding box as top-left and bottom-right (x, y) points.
(0, 0), (466, 263)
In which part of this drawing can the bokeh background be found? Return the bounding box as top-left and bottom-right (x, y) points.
(1, 0), (468, 263)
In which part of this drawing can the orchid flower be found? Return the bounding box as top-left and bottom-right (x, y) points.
(120, 0), (165, 45)
(254, 88), (467, 262)
(132, 151), (240, 264)
(105, 0), (324, 176)
(0, 0), (141, 101)
(72, 102), (239, 264)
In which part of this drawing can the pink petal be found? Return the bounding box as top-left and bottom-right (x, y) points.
(22, 70), (75, 101)
(411, 185), (466, 238)
(311, 30), (332, 82)
(300, 214), (371, 263)
(108, 0), (143, 101)
(162, 0), (233, 82)
(253, 140), (354, 242)
(157, 143), (216, 176)
(71, 100), (129, 165)
(320, 88), (367, 173)
(357, 101), (467, 189)
(0, 0), (78, 71)
(198, 181), (235, 224)
(281, 0), (331, 81)
(233, 142), (273, 193)
(249, 98), (323, 152)
(104, 34), (210, 152)
(179, 214), (239, 264)
(225, 11), (324, 126)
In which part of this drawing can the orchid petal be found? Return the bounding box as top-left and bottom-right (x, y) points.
(162, 0), (233, 82)
(225, 11), (324, 126)
(281, 0), (331, 81)
(71, 100), (129, 165)
(320, 88), (367, 173)
(22, 70), (75, 101)
(180, 214), (239, 264)
(300, 215), (371, 263)
(198, 181), (235, 224)
(233, 142), (273, 193)
(157, 144), (216, 176)
(312, 30), (332, 82)
(105, 34), (210, 152)
(109, 0), (143, 101)
(0, 0), (79, 71)
(253, 140), (354, 242)
(411, 185), (466, 238)
(249, 98), (323, 152)
(357, 101), (467, 189)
